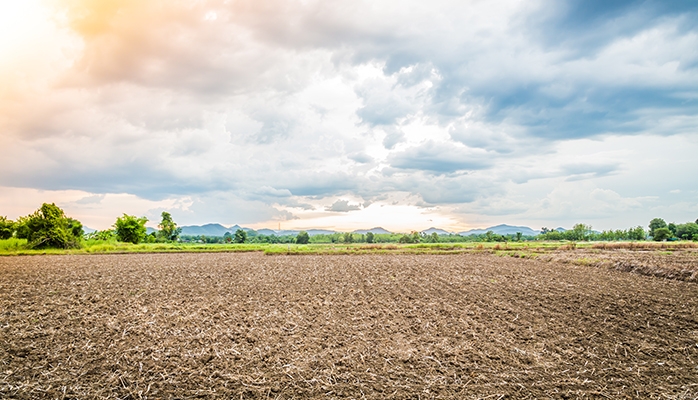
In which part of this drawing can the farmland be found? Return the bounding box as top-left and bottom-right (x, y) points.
(2, 251), (698, 399)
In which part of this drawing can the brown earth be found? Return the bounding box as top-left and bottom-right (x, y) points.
(1, 252), (697, 399)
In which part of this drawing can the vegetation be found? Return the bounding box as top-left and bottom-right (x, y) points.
(296, 231), (309, 244)
(114, 214), (148, 244)
(0, 216), (15, 240)
(1, 202), (696, 254)
(234, 229), (247, 244)
(157, 211), (181, 242)
(14, 203), (83, 249)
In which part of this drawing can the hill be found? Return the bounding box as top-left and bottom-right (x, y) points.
(459, 224), (538, 236)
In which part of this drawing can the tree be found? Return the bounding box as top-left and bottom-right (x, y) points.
(515, 232), (523, 242)
(223, 231), (233, 243)
(430, 232), (440, 243)
(114, 214), (148, 244)
(652, 227), (672, 241)
(567, 224), (592, 241)
(15, 203), (83, 249)
(234, 229), (247, 243)
(628, 226), (646, 241)
(675, 223), (698, 241)
(157, 211), (181, 242)
(0, 216), (15, 240)
(296, 230), (309, 244)
(668, 223), (678, 236)
(343, 232), (354, 244)
(366, 232), (374, 243)
(649, 218), (667, 237)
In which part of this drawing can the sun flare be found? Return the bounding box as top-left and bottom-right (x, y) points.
(0, 0), (49, 58)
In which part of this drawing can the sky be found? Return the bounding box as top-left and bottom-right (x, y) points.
(1, 0), (697, 233)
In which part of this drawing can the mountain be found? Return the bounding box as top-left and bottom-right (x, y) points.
(353, 227), (392, 234)
(180, 223), (231, 237)
(252, 228), (335, 236)
(421, 227), (451, 235)
(459, 224), (538, 236)
(83, 226), (97, 234)
(307, 229), (336, 236)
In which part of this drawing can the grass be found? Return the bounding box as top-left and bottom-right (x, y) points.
(0, 238), (696, 256)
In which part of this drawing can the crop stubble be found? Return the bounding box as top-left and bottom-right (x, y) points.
(1, 253), (697, 399)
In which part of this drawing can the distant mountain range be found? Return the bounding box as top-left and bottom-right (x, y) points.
(173, 223), (550, 237)
(86, 223), (565, 237)
(353, 227), (392, 234)
(421, 227), (452, 235)
(458, 224), (539, 236)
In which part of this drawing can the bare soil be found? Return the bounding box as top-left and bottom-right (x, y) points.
(1, 252), (697, 399)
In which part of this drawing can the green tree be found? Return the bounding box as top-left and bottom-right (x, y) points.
(114, 214), (148, 244)
(157, 211), (181, 242)
(430, 232), (440, 243)
(234, 229), (247, 243)
(0, 216), (15, 240)
(15, 203), (83, 249)
(296, 230), (310, 244)
(675, 223), (698, 241)
(515, 232), (523, 242)
(649, 218), (667, 237)
(398, 234), (413, 243)
(343, 232), (354, 244)
(86, 229), (116, 241)
(667, 223), (678, 236)
(628, 226), (646, 241)
(652, 227), (672, 241)
(567, 224), (592, 241)
(223, 231), (233, 243)
(366, 231), (374, 243)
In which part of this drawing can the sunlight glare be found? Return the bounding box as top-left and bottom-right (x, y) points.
(0, 0), (48, 58)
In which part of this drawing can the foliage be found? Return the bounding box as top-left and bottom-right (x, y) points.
(365, 232), (374, 243)
(157, 211), (181, 242)
(675, 223), (698, 241)
(0, 216), (15, 240)
(649, 218), (667, 237)
(85, 229), (116, 241)
(234, 229), (247, 244)
(114, 214), (148, 244)
(14, 203), (83, 249)
(652, 227), (672, 241)
(343, 232), (354, 244)
(296, 231), (310, 244)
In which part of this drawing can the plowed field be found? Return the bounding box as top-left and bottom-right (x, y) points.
(1, 253), (697, 399)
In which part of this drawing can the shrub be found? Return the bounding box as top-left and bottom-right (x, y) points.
(234, 229), (247, 243)
(0, 216), (15, 240)
(15, 203), (83, 249)
(114, 214), (148, 244)
(296, 231), (309, 244)
(652, 227), (672, 241)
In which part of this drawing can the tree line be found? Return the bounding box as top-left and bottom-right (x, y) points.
(1, 203), (697, 249)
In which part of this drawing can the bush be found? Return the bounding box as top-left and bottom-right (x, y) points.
(15, 203), (83, 249)
(114, 214), (148, 244)
(234, 229), (247, 244)
(296, 231), (309, 244)
(652, 227), (672, 241)
(86, 229), (116, 241)
(0, 216), (15, 240)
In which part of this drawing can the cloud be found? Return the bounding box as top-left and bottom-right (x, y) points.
(1, 0), (697, 231)
(325, 199), (361, 212)
(388, 141), (491, 173)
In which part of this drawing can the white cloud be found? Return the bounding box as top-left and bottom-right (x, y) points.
(1, 0), (696, 231)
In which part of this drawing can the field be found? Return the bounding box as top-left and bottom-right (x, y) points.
(2, 251), (698, 399)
